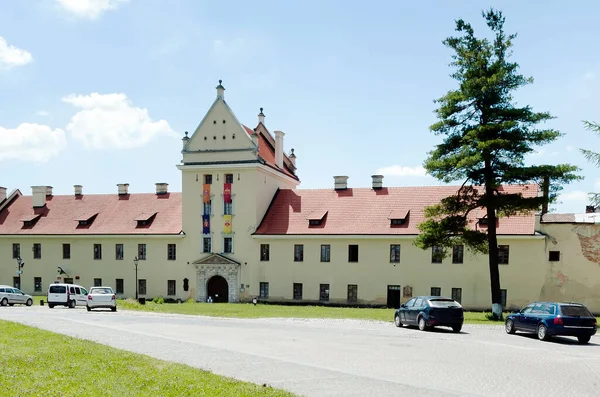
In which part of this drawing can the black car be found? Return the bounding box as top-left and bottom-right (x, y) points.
(394, 296), (464, 332)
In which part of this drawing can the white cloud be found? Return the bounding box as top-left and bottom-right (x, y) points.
(583, 71), (596, 81)
(560, 190), (589, 201)
(0, 123), (67, 163)
(62, 92), (175, 150)
(0, 36), (33, 69)
(375, 165), (427, 177)
(55, 0), (130, 19)
(36, 110), (50, 117)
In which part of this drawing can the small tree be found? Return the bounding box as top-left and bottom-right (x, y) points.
(580, 120), (600, 207)
(415, 9), (580, 319)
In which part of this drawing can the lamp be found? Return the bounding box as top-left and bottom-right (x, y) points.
(134, 256), (139, 300)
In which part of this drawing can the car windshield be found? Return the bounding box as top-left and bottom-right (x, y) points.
(91, 288), (113, 294)
(428, 298), (461, 308)
(560, 305), (593, 317)
(49, 286), (66, 294)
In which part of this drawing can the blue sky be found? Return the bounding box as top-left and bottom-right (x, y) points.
(0, 0), (599, 213)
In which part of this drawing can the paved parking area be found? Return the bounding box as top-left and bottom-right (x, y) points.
(1, 306), (599, 396)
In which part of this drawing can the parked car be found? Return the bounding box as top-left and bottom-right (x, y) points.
(0, 285), (33, 307)
(505, 301), (597, 344)
(395, 296), (464, 332)
(47, 283), (88, 308)
(86, 286), (117, 312)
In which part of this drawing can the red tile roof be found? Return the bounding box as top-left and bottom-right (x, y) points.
(254, 184), (538, 235)
(0, 192), (182, 235)
(242, 125), (298, 180)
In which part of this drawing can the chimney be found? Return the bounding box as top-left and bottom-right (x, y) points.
(182, 131), (190, 149)
(586, 205), (596, 213)
(251, 131), (260, 152)
(289, 148), (296, 167)
(372, 175), (384, 189)
(156, 183), (168, 195)
(258, 108), (265, 124)
(31, 186), (47, 208)
(0, 186), (6, 202)
(216, 79), (225, 99)
(274, 130), (284, 169)
(117, 183), (129, 195)
(45, 186), (53, 196)
(74, 185), (82, 196)
(334, 176), (349, 190)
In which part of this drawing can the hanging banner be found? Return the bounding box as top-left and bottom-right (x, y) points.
(224, 214), (232, 234)
(224, 183), (232, 203)
(203, 183), (210, 203)
(202, 215), (210, 234)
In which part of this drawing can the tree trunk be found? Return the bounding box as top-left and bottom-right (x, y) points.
(485, 161), (503, 320)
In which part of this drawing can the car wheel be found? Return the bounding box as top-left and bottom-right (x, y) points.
(111, 306), (117, 312)
(48, 304), (54, 309)
(1, 298), (7, 306)
(26, 299), (33, 306)
(537, 324), (550, 341)
(577, 335), (591, 344)
(452, 324), (462, 333)
(86, 306), (91, 312)
(418, 316), (428, 331)
(505, 319), (516, 334)
(69, 299), (76, 309)
(394, 315), (403, 327)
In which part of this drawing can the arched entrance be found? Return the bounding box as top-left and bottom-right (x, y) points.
(207, 275), (229, 303)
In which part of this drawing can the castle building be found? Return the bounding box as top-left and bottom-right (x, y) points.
(1, 81), (599, 312)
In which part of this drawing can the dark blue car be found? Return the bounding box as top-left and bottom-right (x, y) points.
(505, 301), (597, 344)
(394, 296), (464, 332)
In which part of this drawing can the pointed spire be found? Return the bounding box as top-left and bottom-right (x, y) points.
(258, 107), (265, 124)
(289, 148), (296, 166)
(216, 79), (225, 99)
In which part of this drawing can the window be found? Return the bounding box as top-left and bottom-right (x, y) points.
(452, 245), (464, 264)
(431, 287), (441, 296)
(116, 279), (124, 294)
(12, 243), (20, 259)
(309, 219), (322, 226)
(432, 246), (443, 263)
(500, 289), (507, 309)
(260, 244), (269, 261)
(168, 280), (176, 295)
(293, 283), (303, 300)
(167, 244), (176, 260)
(138, 279), (147, 295)
(138, 244), (146, 260)
(259, 282), (269, 298)
(33, 243), (41, 259)
(115, 244), (124, 260)
(64, 278), (73, 285)
(94, 278), (102, 287)
(451, 288), (462, 304)
(224, 200), (233, 215)
(320, 245), (331, 262)
(34, 277), (42, 292)
(203, 237), (212, 253)
(62, 243), (70, 259)
(348, 245), (359, 262)
(223, 237), (233, 253)
(225, 173), (233, 184)
(347, 284), (358, 302)
(549, 251), (560, 261)
(204, 174), (212, 184)
(390, 244), (400, 263)
(203, 200), (212, 215)
(294, 244), (304, 261)
(498, 245), (509, 264)
(93, 244), (102, 260)
(320, 284), (330, 301)
(13, 277), (19, 289)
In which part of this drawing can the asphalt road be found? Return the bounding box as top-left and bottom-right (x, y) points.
(1, 306), (599, 396)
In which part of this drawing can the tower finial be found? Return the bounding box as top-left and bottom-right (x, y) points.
(216, 79), (225, 98)
(258, 107), (265, 124)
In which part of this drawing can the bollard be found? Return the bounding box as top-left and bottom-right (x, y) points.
(40, 299), (44, 306)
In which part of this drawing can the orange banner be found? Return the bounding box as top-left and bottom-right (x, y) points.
(203, 183), (210, 203)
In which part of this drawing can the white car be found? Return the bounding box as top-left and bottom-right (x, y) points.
(0, 285), (33, 307)
(86, 286), (117, 312)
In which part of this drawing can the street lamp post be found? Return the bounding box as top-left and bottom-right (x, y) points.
(134, 256), (139, 300)
(16, 257), (24, 290)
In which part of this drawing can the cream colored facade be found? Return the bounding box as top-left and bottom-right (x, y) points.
(1, 82), (600, 313)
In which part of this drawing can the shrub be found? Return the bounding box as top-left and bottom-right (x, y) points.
(152, 297), (164, 304)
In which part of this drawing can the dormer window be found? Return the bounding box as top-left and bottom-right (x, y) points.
(307, 210), (328, 226)
(135, 212), (157, 228)
(388, 209), (409, 226)
(21, 214), (42, 227)
(479, 217), (489, 225)
(75, 213), (98, 227)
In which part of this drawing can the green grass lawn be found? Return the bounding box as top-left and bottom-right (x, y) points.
(0, 320), (295, 397)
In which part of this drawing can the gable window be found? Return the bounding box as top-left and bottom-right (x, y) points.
(501, 289), (507, 309)
(225, 173), (233, 184)
(116, 279), (124, 294)
(347, 284), (358, 303)
(223, 237), (233, 254)
(204, 174), (212, 184)
(319, 284), (330, 301)
(94, 278), (102, 287)
(259, 282), (269, 298)
(63, 244), (71, 259)
(348, 245), (359, 262)
(498, 245), (509, 264)
(34, 277), (42, 292)
(33, 243), (41, 259)
(203, 200), (212, 216)
(549, 251), (560, 261)
(12, 243), (20, 259)
(309, 219), (322, 226)
(294, 244), (304, 262)
(93, 244), (102, 260)
(138, 244), (146, 260)
(452, 245), (464, 264)
(168, 280), (176, 295)
(432, 246), (443, 263)
(260, 244), (270, 261)
(167, 244), (176, 260)
(293, 283), (303, 300)
(451, 288), (462, 304)
(431, 287), (441, 296)
(115, 244), (124, 260)
(320, 245), (331, 262)
(203, 237), (212, 253)
(390, 244), (400, 263)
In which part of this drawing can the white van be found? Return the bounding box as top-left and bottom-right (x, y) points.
(47, 283), (88, 308)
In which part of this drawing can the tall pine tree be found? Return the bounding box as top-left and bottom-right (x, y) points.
(415, 9), (580, 319)
(580, 120), (600, 207)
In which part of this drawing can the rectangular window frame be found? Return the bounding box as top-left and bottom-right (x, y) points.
(548, 250), (560, 262)
(116, 279), (124, 294)
(138, 279), (147, 295)
(94, 278), (102, 287)
(451, 288), (462, 304)
(347, 284), (358, 303)
(12, 243), (20, 259)
(348, 244), (359, 262)
(432, 246), (443, 263)
(501, 289), (507, 309)
(294, 244), (304, 262)
(204, 174), (212, 184)
(225, 173), (234, 184)
(452, 245), (464, 264)
(390, 244), (400, 263)
(320, 244), (331, 262)
(93, 243), (102, 260)
(62, 243), (71, 259)
(498, 245), (509, 265)
(319, 284), (330, 302)
(167, 244), (176, 260)
(223, 237), (233, 254)
(260, 244), (269, 261)
(259, 282), (269, 298)
(33, 243), (41, 259)
(431, 287), (441, 296)
(167, 280), (176, 296)
(34, 277), (42, 292)
(293, 283), (303, 300)
(203, 237), (212, 253)
(203, 200), (212, 216)
(115, 244), (124, 260)
(138, 244), (146, 260)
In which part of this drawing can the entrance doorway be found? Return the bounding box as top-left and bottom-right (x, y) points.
(207, 275), (229, 303)
(387, 285), (401, 308)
